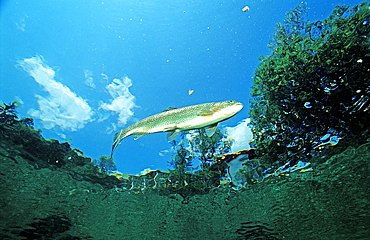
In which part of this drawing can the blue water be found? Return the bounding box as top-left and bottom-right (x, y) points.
(0, 0), (361, 174)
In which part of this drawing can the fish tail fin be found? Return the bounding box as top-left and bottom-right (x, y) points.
(111, 129), (130, 157)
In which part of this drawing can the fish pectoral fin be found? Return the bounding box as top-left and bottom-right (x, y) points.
(167, 131), (179, 142)
(198, 110), (214, 117)
(133, 133), (148, 140)
(163, 124), (177, 131)
(204, 123), (218, 137)
(211, 106), (222, 112)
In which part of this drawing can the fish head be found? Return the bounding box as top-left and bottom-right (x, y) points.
(216, 100), (244, 117)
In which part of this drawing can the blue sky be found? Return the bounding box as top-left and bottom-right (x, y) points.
(0, 0), (361, 174)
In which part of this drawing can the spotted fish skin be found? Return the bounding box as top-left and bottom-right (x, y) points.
(111, 100), (243, 157)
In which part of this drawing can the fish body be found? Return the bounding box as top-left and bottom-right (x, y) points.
(111, 100), (244, 157)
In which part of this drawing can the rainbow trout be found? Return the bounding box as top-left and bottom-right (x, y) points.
(111, 100), (243, 157)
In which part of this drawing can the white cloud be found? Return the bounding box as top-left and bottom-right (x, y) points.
(225, 118), (253, 152)
(100, 77), (137, 126)
(18, 55), (94, 131)
(84, 70), (96, 88)
(101, 73), (109, 81)
(104, 123), (116, 135)
(16, 17), (26, 31)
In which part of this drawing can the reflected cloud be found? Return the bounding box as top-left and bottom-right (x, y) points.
(16, 18), (26, 31)
(84, 70), (95, 88)
(100, 77), (137, 126)
(18, 55), (94, 131)
(226, 118), (253, 152)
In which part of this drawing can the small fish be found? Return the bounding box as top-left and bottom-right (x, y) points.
(111, 100), (244, 157)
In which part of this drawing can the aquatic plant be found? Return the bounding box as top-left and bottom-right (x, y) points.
(125, 128), (234, 197)
(0, 101), (33, 128)
(0, 101), (34, 127)
(170, 128), (232, 173)
(0, 101), (19, 123)
(93, 155), (117, 174)
(249, 2), (370, 169)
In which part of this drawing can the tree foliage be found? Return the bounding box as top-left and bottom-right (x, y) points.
(249, 2), (370, 167)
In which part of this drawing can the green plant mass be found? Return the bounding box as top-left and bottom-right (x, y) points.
(94, 155), (117, 174)
(0, 101), (34, 127)
(249, 2), (370, 168)
(170, 128), (232, 173)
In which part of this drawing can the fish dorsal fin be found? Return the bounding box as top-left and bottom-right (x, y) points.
(167, 131), (179, 142)
(198, 110), (214, 117)
(162, 107), (178, 112)
(134, 133), (148, 140)
(204, 123), (218, 137)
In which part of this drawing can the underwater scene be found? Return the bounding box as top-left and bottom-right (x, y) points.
(1, 0), (370, 239)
